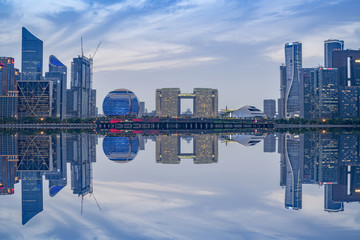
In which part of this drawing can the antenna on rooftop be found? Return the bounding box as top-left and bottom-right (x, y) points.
(81, 37), (84, 57)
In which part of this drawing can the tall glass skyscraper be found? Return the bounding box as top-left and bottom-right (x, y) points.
(324, 39), (344, 68)
(45, 55), (67, 120)
(67, 56), (96, 119)
(285, 42), (302, 118)
(21, 27), (43, 80)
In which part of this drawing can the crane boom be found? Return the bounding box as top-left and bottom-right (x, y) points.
(92, 41), (101, 59)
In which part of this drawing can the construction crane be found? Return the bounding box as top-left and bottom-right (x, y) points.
(80, 37), (101, 59)
(90, 41), (101, 59)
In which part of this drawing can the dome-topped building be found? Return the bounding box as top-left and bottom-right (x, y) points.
(102, 136), (140, 163)
(103, 89), (139, 116)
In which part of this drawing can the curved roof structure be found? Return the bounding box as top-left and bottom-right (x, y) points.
(231, 134), (265, 147)
(22, 27), (42, 41)
(231, 105), (266, 118)
(49, 185), (65, 197)
(111, 89), (134, 93)
(49, 55), (65, 67)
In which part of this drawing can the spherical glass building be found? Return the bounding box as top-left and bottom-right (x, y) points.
(103, 89), (139, 116)
(102, 136), (139, 163)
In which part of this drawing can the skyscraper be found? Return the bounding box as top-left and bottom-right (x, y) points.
(45, 55), (67, 120)
(324, 39), (344, 68)
(300, 68), (316, 119)
(279, 65), (287, 119)
(0, 57), (15, 95)
(284, 134), (303, 210)
(67, 56), (96, 119)
(284, 42), (302, 118)
(317, 68), (339, 119)
(332, 50), (360, 87)
(263, 99), (276, 119)
(300, 67), (339, 119)
(339, 86), (360, 118)
(0, 57), (18, 118)
(21, 172), (43, 225)
(21, 27), (43, 80)
(17, 80), (53, 118)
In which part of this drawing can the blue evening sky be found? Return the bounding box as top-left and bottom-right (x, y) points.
(1, 0), (360, 112)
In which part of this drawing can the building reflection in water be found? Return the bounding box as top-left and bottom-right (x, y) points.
(4, 131), (360, 225)
(275, 132), (360, 212)
(0, 132), (97, 225)
(156, 134), (218, 164)
(102, 135), (140, 163)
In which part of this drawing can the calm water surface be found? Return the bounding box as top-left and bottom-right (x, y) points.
(1, 132), (360, 239)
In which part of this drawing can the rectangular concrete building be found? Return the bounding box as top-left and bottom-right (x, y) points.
(156, 88), (180, 117)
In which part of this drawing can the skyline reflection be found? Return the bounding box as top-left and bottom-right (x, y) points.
(2, 131), (360, 227)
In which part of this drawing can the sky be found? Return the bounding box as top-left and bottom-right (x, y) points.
(1, 0), (360, 113)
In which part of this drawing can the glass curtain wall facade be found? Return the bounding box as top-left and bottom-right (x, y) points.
(103, 89), (139, 117)
(45, 55), (67, 120)
(21, 27), (43, 81)
(67, 56), (96, 119)
(324, 39), (344, 68)
(17, 81), (53, 118)
(333, 50), (360, 87)
(285, 42), (302, 118)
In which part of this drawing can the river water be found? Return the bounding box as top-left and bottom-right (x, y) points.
(0, 131), (359, 239)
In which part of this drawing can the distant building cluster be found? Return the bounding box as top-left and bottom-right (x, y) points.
(0, 27), (97, 119)
(263, 39), (360, 119)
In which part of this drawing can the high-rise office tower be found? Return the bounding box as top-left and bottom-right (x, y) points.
(324, 39), (344, 68)
(300, 68), (316, 119)
(324, 184), (344, 212)
(263, 99), (276, 119)
(0, 58), (18, 118)
(332, 166), (360, 202)
(45, 133), (67, 197)
(284, 134), (303, 210)
(0, 57), (15, 95)
(317, 68), (339, 119)
(21, 27), (43, 80)
(67, 134), (96, 196)
(0, 134), (18, 195)
(279, 65), (287, 119)
(67, 56), (96, 119)
(300, 67), (339, 119)
(339, 134), (360, 166)
(339, 86), (360, 118)
(263, 134), (276, 153)
(17, 80), (53, 118)
(284, 42), (302, 118)
(45, 55), (67, 120)
(333, 50), (360, 87)
(17, 134), (52, 171)
(318, 134), (339, 184)
(21, 172), (43, 225)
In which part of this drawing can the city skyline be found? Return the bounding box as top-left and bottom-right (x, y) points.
(1, 0), (360, 112)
